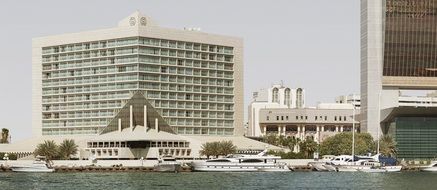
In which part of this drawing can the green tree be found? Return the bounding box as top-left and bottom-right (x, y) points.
(200, 141), (237, 158)
(378, 135), (397, 157)
(58, 139), (79, 160)
(34, 140), (59, 160)
(282, 136), (298, 152)
(320, 132), (375, 156)
(299, 137), (318, 158)
(1, 128), (9, 143)
(218, 141), (237, 156)
(263, 134), (279, 146)
(200, 142), (219, 158)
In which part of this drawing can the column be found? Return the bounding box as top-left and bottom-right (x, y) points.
(144, 105), (147, 133)
(340, 126), (344, 132)
(277, 125), (281, 136)
(155, 118), (159, 132)
(130, 105), (133, 132)
(297, 125), (301, 139)
(263, 125), (267, 136)
(321, 125), (325, 132)
(316, 126), (320, 143)
(335, 125), (339, 132)
(302, 125), (306, 139)
(283, 125), (286, 136)
(118, 118), (122, 132)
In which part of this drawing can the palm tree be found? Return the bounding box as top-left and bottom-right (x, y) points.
(283, 136), (298, 152)
(58, 139), (79, 160)
(34, 140), (59, 160)
(264, 134), (278, 146)
(379, 135), (397, 157)
(1, 128), (9, 143)
(200, 142), (219, 159)
(219, 141), (237, 156)
(299, 137), (318, 158)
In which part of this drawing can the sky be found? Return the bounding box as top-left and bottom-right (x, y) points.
(0, 0), (360, 142)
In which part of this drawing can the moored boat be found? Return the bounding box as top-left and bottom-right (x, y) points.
(10, 156), (54, 173)
(191, 150), (290, 172)
(153, 155), (181, 172)
(421, 161), (437, 172)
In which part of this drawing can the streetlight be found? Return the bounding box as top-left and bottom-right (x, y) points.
(3, 153), (9, 166)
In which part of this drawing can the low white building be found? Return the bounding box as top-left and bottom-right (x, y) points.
(248, 84), (360, 142)
(247, 84), (305, 137)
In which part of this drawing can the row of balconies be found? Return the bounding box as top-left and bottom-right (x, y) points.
(42, 37), (234, 56)
(42, 48), (234, 64)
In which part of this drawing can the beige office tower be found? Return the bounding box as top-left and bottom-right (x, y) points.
(32, 11), (244, 138)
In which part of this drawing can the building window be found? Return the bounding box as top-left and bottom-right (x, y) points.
(286, 116), (289, 120)
(344, 116), (347, 121)
(281, 116), (284, 120)
(325, 116), (327, 121)
(272, 88), (279, 103)
(267, 116), (269, 121)
(296, 116), (299, 120)
(296, 88), (303, 108)
(276, 116), (279, 121)
(334, 116), (337, 121)
(284, 88), (291, 107)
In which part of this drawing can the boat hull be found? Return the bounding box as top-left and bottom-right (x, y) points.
(191, 162), (289, 172)
(421, 168), (437, 172)
(359, 168), (387, 173)
(153, 164), (181, 172)
(11, 166), (54, 173)
(337, 165), (371, 172)
(382, 166), (402, 172)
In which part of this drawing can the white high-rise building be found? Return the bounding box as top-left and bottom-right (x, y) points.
(32, 11), (244, 137)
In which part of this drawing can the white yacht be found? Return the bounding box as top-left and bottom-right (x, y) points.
(191, 150), (290, 172)
(421, 161), (437, 172)
(10, 156), (55, 173)
(153, 155), (181, 172)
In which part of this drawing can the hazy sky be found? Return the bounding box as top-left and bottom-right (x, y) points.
(0, 0), (360, 142)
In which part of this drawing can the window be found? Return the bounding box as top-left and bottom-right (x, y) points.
(281, 116), (284, 120)
(334, 116), (337, 121)
(286, 116), (289, 120)
(267, 116), (269, 121)
(296, 88), (303, 108)
(284, 88), (291, 107)
(272, 88), (279, 103)
(276, 116), (279, 120)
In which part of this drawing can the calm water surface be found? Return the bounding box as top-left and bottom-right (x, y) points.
(1, 172), (436, 190)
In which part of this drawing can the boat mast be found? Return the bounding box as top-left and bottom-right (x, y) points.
(352, 97), (355, 163)
(377, 93), (381, 155)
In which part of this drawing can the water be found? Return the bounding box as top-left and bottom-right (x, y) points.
(0, 172), (436, 190)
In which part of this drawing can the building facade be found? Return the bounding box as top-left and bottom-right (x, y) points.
(258, 106), (360, 144)
(247, 84), (305, 137)
(247, 84), (359, 142)
(32, 11), (244, 137)
(361, 0), (437, 138)
(361, 0), (437, 159)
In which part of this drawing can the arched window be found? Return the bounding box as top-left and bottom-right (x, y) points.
(296, 88), (303, 108)
(272, 88), (279, 103)
(284, 88), (291, 107)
